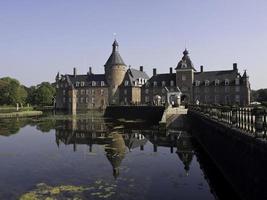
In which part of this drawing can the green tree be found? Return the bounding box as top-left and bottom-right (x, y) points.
(0, 77), (27, 105)
(257, 89), (267, 102)
(35, 82), (56, 106)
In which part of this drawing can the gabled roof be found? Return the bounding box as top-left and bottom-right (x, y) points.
(122, 68), (149, 86)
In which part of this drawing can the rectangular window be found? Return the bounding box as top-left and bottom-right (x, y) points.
(195, 81), (200, 86)
(86, 98), (88, 103)
(225, 79), (229, 85)
(235, 86), (240, 92)
(205, 95), (209, 103)
(145, 89), (149, 94)
(162, 96), (166, 103)
(170, 80), (174, 87)
(76, 82), (79, 87)
(101, 81), (105, 86)
(215, 79), (220, 86)
(63, 97), (66, 103)
(124, 89), (127, 95)
(235, 95), (240, 103)
(92, 89), (95, 95)
(215, 95), (219, 104)
(86, 89), (89, 95)
(92, 81), (96, 86)
(235, 78), (240, 85)
(80, 97), (84, 103)
(63, 90), (66, 95)
(182, 75), (186, 81)
(153, 81), (157, 87)
(161, 81), (166, 87)
(145, 96), (149, 103)
(205, 80), (209, 86)
(225, 87), (230, 93)
(81, 89), (85, 95)
(101, 89), (104, 95)
(81, 82), (85, 87)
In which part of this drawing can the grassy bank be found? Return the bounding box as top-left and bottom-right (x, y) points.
(0, 111), (43, 119)
(0, 106), (33, 113)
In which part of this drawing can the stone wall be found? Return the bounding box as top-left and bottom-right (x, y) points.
(188, 110), (267, 200)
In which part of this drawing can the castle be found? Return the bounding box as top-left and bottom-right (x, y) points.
(55, 40), (250, 111)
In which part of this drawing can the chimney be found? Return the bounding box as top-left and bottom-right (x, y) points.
(233, 63), (238, 71)
(169, 67), (173, 74)
(153, 68), (157, 76)
(200, 65), (203, 72)
(88, 67), (92, 75)
(140, 66), (143, 72)
(73, 67), (77, 77)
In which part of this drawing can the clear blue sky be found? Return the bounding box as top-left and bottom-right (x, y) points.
(0, 0), (266, 89)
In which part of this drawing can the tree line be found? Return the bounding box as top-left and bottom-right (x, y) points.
(0, 77), (55, 107)
(251, 88), (267, 106)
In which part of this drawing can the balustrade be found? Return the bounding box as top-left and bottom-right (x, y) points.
(188, 104), (267, 139)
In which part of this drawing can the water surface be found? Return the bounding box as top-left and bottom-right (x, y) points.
(0, 113), (235, 200)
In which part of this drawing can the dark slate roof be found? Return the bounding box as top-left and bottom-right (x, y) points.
(104, 40), (126, 67)
(176, 49), (196, 71)
(65, 74), (107, 87)
(120, 68), (149, 87)
(194, 70), (240, 86)
(145, 73), (176, 87)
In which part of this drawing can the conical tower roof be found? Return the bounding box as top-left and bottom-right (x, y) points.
(104, 40), (126, 68)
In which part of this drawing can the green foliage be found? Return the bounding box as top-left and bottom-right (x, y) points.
(26, 82), (56, 106)
(0, 77), (27, 105)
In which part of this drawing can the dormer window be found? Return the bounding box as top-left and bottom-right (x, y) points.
(235, 78), (240, 85)
(81, 82), (85, 87)
(92, 81), (96, 86)
(101, 81), (105, 86)
(215, 79), (220, 86)
(170, 80), (174, 87)
(161, 81), (166, 87)
(76, 82), (80, 87)
(181, 62), (187, 68)
(153, 81), (157, 87)
(124, 80), (129, 86)
(225, 79), (229, 85)
(195, 80), (200, 86)
(205, 80), (210, 86)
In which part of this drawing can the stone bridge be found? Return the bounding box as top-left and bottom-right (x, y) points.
(187, 104), (267, 200)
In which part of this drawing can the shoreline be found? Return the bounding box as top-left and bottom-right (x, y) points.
(0, 111), (43, 119)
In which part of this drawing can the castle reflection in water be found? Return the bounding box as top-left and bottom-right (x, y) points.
(55, 117), (194, 178)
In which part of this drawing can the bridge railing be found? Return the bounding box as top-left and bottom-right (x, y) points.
(188, 104), (267, 139)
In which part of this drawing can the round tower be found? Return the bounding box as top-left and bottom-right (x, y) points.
(104, 40), (127, 104)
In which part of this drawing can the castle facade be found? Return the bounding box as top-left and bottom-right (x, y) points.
(55, 40), (250, 111)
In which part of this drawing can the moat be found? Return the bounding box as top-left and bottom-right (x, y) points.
(0, 112), (239, 200)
